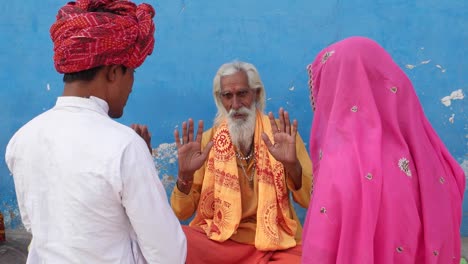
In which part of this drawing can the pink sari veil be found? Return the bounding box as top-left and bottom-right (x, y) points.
(302, 36), (465, 264)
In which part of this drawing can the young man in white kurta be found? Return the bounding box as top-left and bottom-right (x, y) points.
(4, 0), (186, 263)
(6, 96), (186, 263)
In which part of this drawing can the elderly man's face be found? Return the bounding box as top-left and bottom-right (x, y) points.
(219, 70), (259, 149)
(220, 71), (258, 120)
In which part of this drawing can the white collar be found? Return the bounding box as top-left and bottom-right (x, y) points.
(55, 96), (110, 116)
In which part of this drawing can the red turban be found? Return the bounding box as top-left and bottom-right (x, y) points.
(50, 0), (155, 73)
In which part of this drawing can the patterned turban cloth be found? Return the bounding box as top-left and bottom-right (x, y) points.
(50, 0), (155, 73)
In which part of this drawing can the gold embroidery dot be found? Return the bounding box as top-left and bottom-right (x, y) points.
(433, 250), (439, 256)
(439, 177), (445, 184)
(366, 173), (373, 180)
(320, 207), (327, 214)
(351, 106), (358, 112)
(398, 158), (412, 177)
(321, 50), (335, 64)
(396, 247), (404, 253)
(390, 86), (398, 93)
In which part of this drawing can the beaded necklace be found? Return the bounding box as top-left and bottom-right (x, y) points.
(236, 147), (255, 185)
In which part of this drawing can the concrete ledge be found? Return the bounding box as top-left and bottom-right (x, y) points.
(0, 229), (30, 264)
(463, 237), (468, 259)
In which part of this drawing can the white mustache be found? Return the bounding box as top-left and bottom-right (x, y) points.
(228, 107), (250, 117)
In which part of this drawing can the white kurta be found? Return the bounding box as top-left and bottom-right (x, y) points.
(5, 96), (186, 264)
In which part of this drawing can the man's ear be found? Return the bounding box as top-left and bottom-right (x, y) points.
(254, 88), (262, 103)
(105, 65), (121, 82)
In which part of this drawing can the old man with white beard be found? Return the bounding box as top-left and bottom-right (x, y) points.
(171, 61), (313, 263)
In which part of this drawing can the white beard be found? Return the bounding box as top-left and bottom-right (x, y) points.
(227, 104), (256, 152)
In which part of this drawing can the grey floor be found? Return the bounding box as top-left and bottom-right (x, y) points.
(0, 229), (30, 264)
(1, 229), (467, 263)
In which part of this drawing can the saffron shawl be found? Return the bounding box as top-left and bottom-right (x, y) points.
(302, 37), (465, 263)
(191, 111), (298, 250)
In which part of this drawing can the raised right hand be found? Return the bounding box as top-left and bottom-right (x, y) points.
(174, 119), (213, 178)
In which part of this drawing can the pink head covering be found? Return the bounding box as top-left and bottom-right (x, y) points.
(302, 36), (465, 263)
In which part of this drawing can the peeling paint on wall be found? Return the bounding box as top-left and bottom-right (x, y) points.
(152, 143), (179, 195)
(405, 59), (432, 70)
(449, 114), (455, 124)
(0, 203), (21, 228)
(435, 64), (447, 73)
(404, 52), (447, 73)
(405, 59), (431, 70)
(461, 160), (468, 180)
(441, 89), (464, 107)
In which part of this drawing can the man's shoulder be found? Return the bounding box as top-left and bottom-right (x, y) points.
(8, 109), (53, 140)
(103, 119), (136, 137)
(93, 120), (143, 152)
(203, 127), (214, 136)
(9, 108), (136, 149)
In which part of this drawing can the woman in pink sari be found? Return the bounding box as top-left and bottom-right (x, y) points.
(302, 36), (465, 263)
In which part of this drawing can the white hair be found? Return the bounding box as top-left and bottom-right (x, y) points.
(213, 61), (266, 126)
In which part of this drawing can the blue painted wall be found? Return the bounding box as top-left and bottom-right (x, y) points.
(1, 0), (467, 234)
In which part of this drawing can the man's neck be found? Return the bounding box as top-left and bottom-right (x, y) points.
(62, 82), (92, 98)
(62, 81), (107, 101)
(237, 140), (254, 157)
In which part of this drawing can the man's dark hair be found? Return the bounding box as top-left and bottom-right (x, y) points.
(63, 66), (127, 83)
(63, 66), (103, 83)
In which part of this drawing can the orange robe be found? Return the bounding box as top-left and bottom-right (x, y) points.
(171, 114), (312, 262)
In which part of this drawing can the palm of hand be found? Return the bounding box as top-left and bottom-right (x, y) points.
(262, 108), (299, 166)
(174, 119), (213, 175)
(269, 133), (297, 164)
(177, 142), (205, 174)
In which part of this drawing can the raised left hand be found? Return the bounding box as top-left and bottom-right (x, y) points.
(261, 108), (298, 166)
(131, 124), (152, 154)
